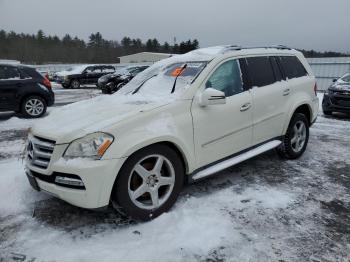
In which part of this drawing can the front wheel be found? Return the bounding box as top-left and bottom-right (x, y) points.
(112, 144), (184, 221)
(70, 79), (80, 89)
(21, 96), (47, 118)
(277, 113), (309, 159)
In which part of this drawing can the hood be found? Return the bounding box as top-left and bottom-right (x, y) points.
(56, 65), (90, 77)
(32, 94), (173, 143)
(330, 83), (350, 91)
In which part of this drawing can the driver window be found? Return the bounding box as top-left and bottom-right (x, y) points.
(85, 67), (94, 73)
(206, 60), (243, 97)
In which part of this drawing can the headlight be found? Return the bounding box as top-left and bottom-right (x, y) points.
(64, 75), (69, 80)
(63, 132), (114, 159)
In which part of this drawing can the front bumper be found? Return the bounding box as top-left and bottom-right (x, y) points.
(322, 93), (350, 113)
(25, 152), (126, 209)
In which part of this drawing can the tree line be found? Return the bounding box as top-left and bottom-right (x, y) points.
(0, 30), (199, 64)
(0, 29), (348, 64)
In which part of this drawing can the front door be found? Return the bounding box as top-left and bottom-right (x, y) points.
(191, 59), (253, 168)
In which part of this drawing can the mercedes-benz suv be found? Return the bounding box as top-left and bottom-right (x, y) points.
(25, 46), (319, 220)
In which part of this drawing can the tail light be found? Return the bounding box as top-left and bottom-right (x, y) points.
(314, 82), (318, 96)
(42, 76), (51, 89)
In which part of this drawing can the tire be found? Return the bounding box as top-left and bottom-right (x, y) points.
(21, 96), (47, 118)
(115, 82), (125, 92)
(111, 144), (185, 221)
(277, 113), (309, 159)
(70, 79), (80, 89)
(101, 88), (110, 94)
(323, 109), (332, 116)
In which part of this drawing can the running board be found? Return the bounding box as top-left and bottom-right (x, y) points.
(191, 140), (281, 181)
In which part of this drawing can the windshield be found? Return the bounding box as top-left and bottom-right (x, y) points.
(118, 61), (208, 97)
(340, 73), (350, 83)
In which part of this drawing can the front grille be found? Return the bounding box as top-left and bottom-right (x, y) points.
(331, 96), (350, 108)
(27, 136), (55, 169)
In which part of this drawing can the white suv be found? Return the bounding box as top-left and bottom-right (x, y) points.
(25, 46), (319, 220)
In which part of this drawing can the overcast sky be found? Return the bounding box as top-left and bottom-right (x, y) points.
(0, 0), (349, 52)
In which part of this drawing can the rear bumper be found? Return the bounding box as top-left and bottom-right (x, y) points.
(322, 93), (350, 113)
(47, 91), (55, 106)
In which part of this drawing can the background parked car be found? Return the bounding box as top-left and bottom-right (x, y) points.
(55, 65), (115, 89)
(0, 64), (54, 118)
(98, 65), (149, 94)
(322, 72), (350, 115)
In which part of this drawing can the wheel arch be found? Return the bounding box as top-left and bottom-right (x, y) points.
(19, 93), (47, 110)
(283, 102), (312, 134)
(107, 140), (190, 208)
(120, 140), (190, 174)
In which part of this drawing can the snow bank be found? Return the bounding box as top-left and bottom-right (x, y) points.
(0, 157), (295, 262)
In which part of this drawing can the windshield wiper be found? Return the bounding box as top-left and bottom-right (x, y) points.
(132, 74), (158, 94)
(171, 64), (187, 94)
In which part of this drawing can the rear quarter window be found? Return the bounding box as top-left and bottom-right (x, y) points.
(278, 56), (308, 79)
(20, 67), (42, 79)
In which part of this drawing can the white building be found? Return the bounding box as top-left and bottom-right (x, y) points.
(307, 57), (350, 90)
(119, 52), (173, 63)
(0, 59), (20, 64)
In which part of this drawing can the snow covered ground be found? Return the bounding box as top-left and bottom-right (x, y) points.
(0, 91), (350, 262)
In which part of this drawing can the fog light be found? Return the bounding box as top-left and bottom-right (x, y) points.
(55, 176), (84, 187)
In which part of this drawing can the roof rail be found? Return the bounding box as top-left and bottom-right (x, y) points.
(222, 45), (292, 53)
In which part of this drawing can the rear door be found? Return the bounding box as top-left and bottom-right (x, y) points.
(242, 56), (288, 145)
(0, 65), (22, 110)
(91, 66), (103, 83)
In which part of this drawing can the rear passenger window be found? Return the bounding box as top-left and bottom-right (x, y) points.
(0, 66), (20, 80)
(206, 60), (243, 97)
(245, 56), (275, 87)
(279, 56), (307, 79)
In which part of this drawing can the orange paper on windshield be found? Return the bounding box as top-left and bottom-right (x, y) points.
(171, 68), (185, 77)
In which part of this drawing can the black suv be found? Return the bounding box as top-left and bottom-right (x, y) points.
(322, 73), (350, 115)
(55, 65), (115, 89)
(0, 64), (54, 118)
(98, 65), (149, 94)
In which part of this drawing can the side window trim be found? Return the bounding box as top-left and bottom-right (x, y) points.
(270, 56), (285, 82)
(238, 58), (252, 90)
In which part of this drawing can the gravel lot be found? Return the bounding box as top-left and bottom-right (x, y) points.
(0, 88), (349, 262)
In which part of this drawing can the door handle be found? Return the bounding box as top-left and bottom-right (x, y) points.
(283, 89), (290, 96)
(240, 102), (251, 112)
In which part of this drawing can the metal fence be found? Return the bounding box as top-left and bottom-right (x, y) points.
(307, 57), (350, 91)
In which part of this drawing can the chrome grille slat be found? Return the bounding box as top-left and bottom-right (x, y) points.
(27, 136), (56, 169)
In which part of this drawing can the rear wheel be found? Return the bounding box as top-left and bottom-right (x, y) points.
(112, 144), (184, 221)
(21, 96), (47, 118)
(70, 79), (80, 89)
(277, 113), (309, 159)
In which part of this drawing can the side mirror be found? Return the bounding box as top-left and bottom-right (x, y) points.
(333, 78), (338, 83)
(199, 88), (226, 106)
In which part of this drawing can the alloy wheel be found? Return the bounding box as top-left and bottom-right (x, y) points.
(128, 154), (175, 210)
(25, 98), (44, 116)
(291, 120), (307, 153)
